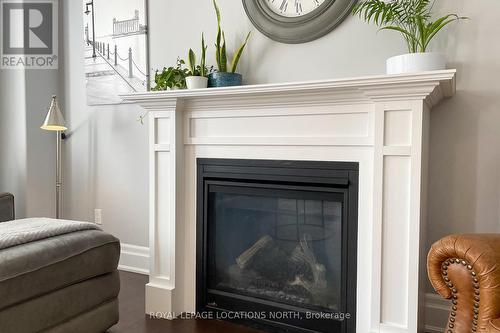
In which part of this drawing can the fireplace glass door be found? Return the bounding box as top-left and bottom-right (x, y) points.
(208, 185), (344, 312)
(196, 159), (358, 333)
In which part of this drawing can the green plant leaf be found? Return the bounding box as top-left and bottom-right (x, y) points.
(200, 33), (207, 77)
(416, 15), (427, 52)
(213, 0), (221, 26)
(188, 48), (196, 75)
(230, 31), (251, 73)
(422, 14), (465, 50)
(352, 0), (466, 53)
(220, 31), (227, 72)
(215, 39), (221, 70)
(152, 58), (188, 91)
(379, 25), (421, 49)
(164, 71), (173, 86)
(213, 0), (222, 71)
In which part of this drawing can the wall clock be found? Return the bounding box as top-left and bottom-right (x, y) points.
(242, 0), (357, 44)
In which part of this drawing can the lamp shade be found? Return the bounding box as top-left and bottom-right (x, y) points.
(41, 96), (67, 131)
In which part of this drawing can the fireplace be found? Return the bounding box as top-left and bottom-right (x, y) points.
(124, 70), (456, 333)
(196, 159), (358, 333)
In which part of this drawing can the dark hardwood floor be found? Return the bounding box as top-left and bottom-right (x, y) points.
(108, 271), (263, 333)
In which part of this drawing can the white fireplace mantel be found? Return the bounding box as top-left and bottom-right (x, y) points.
(122, 70), (456, 333)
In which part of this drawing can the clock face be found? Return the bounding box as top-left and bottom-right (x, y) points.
(265, 0), (327, 17)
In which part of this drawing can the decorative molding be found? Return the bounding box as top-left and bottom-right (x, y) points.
(122, 70), (456, 109)
(118, 243), (150, 275)
(184, 108), (374, 147)
(154, 144), (171, 152)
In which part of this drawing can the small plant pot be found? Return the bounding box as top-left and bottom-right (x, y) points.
(186, 76), (208, 89)
(386, 52), (446, 74)
(208, 72), (243, 88)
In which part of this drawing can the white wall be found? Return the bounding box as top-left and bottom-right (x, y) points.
(149, 0), (405, 84)
(60, 0), (500, 283)
(61, 1), (149, 247)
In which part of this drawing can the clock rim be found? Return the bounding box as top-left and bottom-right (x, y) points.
(242, 0), (358, 44)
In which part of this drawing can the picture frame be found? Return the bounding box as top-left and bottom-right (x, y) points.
(83, 0), (150, 106)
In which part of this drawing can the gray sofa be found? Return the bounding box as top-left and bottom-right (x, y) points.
(0, 193), (121, 333)
(0, 192), (15, 222)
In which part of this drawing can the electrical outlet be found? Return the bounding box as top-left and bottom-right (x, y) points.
(94, 209), (102, 225)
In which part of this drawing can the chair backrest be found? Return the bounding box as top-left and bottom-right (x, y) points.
(0, 193), (15, 222)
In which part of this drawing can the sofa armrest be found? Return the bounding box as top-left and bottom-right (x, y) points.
(428, 234), (500, 332)
(0, 192), (14, 222)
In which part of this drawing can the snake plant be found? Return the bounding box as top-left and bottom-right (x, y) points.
(187, 33), (209, 77)
(213, 0), (251, 73)
(353, 0), (467, 53)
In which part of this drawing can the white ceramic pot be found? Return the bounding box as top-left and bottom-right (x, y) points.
(186, 76), (208, 89)
(386, 52), (446, 74)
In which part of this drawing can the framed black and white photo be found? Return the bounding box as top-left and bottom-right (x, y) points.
(83, 0), (149, 105)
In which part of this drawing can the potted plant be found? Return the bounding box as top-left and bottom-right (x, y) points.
(186, 34), (210, 89)
(151, 58), (188, 91)
(353, 0), (467, 74)
(208, 0), (251, 88)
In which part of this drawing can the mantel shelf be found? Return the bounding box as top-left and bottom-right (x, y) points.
(122, 69), (456, 109)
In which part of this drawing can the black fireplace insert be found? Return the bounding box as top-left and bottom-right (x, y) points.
(196, 159), (358, 333)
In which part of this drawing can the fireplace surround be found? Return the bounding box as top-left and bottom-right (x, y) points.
(122, 70), (456, 333)
(196, 158), (359, 332)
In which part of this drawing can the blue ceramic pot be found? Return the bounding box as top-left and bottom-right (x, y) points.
(208, 72), (243, 88)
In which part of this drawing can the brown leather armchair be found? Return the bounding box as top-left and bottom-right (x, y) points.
(428, 234), (500, 333)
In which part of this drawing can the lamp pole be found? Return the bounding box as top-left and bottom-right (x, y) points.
(55, 130), (62, 219)
(85, 1), (96, 58)
(41, 96), (67, 220)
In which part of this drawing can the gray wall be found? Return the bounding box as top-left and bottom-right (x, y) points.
(0, 71), (28, 217)
(60, 0), (500, 255)
(427, 0), (500, 241)
(0, 69), (58, 219)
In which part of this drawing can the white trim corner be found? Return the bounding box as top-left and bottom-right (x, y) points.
(118, 243), (150, 275)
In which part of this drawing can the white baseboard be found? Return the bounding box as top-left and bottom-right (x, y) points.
(118, 243), (149, 275)
(425, 292), (450, 333)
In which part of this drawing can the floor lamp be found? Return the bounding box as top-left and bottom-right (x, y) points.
(41, 96), (67, 219)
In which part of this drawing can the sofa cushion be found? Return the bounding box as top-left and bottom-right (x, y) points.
(42, 299), (119, 333)
(0, 229), (120, 311)
(0, 272), (120, 333)
(0, 218), (101, 250)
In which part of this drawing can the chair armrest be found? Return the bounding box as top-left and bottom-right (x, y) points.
(0, 192), (14, 222)
(428, 234), (500, 332)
